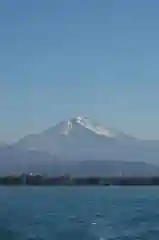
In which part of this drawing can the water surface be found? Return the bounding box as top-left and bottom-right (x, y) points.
(0, 186), (159, 239)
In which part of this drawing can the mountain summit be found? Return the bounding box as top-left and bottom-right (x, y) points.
(61, 116), (117, 137)
(63, 116), (116, 137)
(44, 115), (133, 139)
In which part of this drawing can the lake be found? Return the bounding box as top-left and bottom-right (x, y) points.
(0, 186), (159, 239)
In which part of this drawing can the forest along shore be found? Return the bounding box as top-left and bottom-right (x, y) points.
(1, 174), (159, 185)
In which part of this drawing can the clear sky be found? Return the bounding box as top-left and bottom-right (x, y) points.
(0, 0), (159, 142)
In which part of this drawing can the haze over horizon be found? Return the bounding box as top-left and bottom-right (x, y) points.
(1, 0), (159, 142)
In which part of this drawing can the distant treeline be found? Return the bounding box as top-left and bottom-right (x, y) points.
(1, 174), (159, 185)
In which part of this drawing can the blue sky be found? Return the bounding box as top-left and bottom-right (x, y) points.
(0, 0), (159, 141)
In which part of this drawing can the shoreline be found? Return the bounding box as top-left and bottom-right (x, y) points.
(1, 174), (159, 186)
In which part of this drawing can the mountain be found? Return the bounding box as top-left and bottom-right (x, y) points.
(14, 116), (139, 160)
(0, 146), (61, 176)
(0, 116), (159, 176)
(13, 116), (159, 162)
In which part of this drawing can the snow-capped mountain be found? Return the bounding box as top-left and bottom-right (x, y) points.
(44, 116), (134, 138)
(57, 116), (118, 137)
(14, 116), (138, 160)
(0, 116), (159, 176)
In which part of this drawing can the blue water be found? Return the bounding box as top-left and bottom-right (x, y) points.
(0, 187), (159, 239)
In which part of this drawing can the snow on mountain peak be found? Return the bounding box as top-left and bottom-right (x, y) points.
(43, 115), (133, 140)
(60, 116), (117, 137)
